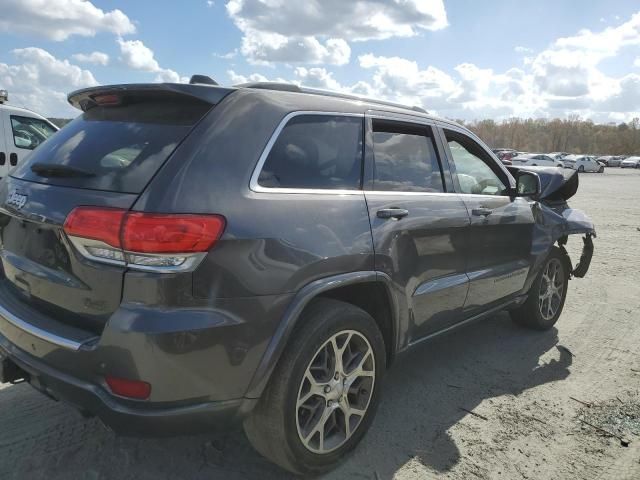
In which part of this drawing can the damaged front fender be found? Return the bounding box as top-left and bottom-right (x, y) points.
(512, 165), (596, 281)
(533, 202), (596, 279)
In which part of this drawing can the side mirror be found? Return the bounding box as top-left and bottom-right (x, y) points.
(514, 170), (541, 198)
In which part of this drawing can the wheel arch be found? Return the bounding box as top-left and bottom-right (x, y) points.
(244, 271), (399, 399)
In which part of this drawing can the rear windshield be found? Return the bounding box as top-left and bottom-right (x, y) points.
(12, 97), (212, 193)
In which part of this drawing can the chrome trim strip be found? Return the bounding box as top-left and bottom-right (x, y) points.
(413, 273), (469, 297)
(249, 111), (364, 194)
(124, 252), (207, 273)
(0, 303), (84, 351)
(67, 236), (126, 267)
(67, 236), (208, 273)
(363, 190), (453, 197)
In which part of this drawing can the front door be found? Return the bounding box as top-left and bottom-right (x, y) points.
(439, 127), (535, 315)
(364, 114), (470, 345)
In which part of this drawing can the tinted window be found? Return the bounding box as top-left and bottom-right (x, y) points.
(258, 115), (363, 190)
(13, 98), (211, 193)
(444, 130), (508, 196)
(10, 116), (57, 150)
(372, 120), (444, 192)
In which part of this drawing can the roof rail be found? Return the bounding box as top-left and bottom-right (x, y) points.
(235, 82), (428, 114)
(236, 82), (301, 93)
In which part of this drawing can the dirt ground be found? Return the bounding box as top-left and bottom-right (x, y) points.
(1, 168), (639, 480)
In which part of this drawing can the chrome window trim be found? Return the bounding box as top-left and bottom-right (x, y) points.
(249, 111), (365, 195)
(363, 190), (452, 197)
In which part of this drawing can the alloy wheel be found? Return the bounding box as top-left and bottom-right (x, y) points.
(295, 330), (375, 454)
(539, 258), (565, 321)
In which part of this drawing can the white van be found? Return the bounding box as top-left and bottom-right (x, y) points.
(0, 90), (58, 178)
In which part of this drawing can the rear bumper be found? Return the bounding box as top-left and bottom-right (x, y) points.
(0, 337), (256, 436)
(0, 281), (292, 435)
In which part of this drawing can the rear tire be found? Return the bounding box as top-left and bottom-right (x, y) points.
(510, 247), (569, 330)
(598, 166), (604, 173)
(578, 165), (585, 172)
(244, 298), (386, 475)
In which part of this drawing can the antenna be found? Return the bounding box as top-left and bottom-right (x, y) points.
(189, 75), (218, 86)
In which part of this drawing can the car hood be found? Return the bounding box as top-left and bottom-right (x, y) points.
(507, 165), (579, 201)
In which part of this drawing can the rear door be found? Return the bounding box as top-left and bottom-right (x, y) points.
(3, 113), (58, 171)
(438, 126), (535, 315)
(364, 112), (470, 345)
(0, 91), (214, 334)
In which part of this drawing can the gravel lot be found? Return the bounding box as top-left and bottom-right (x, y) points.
(1, 168), (639, 480)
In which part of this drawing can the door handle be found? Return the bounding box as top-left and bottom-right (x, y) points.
(0, 152), (5, 166)
(9, 153), (17, 166)
(377, 208), (409, 219)
(471, 207), (493, 217)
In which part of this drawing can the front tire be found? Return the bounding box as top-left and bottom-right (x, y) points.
(578, 165), (585, 172)
(511, 247), (569, 330)
(598, 166), (604, 173)
(244, 298), (386, 475)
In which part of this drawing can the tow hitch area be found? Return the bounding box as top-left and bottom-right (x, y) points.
(0, 356), (28, 384)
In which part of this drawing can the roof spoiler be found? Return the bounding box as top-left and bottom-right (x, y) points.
(68, 83), (234, 111)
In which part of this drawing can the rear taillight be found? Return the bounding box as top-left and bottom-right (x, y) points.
(105, 375), (151, 400)
(64, 207), (126, 249)
(63, 207), (225, 272)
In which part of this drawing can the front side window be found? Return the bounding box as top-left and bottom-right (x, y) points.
(11, 116), (57, 150)
(444, 129), (508, 196)
(371, 120), (444, 192)
(258, 115), (363, 190)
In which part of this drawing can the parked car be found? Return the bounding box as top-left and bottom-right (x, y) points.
(562, 155), (604, 172)
(620, 156), (640, 168)
(609, 156), (626, 167)
(492, 148), (518, 164)
(511, 153), (564, 167)
(0, 78), (596, 475)
(0, 90), (58, 178)
(548, 152), (569, 160)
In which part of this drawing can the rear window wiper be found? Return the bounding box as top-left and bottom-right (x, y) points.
(30, 163), (95, 178)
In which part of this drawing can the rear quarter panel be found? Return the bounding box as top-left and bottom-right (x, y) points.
(134, 89), (375, 298)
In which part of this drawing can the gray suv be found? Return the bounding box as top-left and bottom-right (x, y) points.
(0, 78), (595, 475)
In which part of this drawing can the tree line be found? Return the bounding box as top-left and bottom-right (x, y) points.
(48, 115), (640, 156)
(459, 116), (640, 156)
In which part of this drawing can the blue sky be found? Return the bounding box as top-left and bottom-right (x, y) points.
(1, 0), (640, 121)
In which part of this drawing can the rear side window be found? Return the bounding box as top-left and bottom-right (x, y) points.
(12, 97), (212, 193)
(10, 115), (57, 150)
(372, 120), (444, 192)
(257, 115), (363, 190)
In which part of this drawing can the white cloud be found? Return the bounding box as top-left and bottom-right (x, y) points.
(514, 46), (533, 54)
(117, 38), (188, 83)
(213, 49), (238, 60)
(0, 0), (135, 41)
(71, 51), (110, 66)
(0, 48), (98, 117)
(226, 0), (447, 64)
(227, 70), (269, 84)
(293, 67), (343, 91)
(240, 33), (350, 65)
